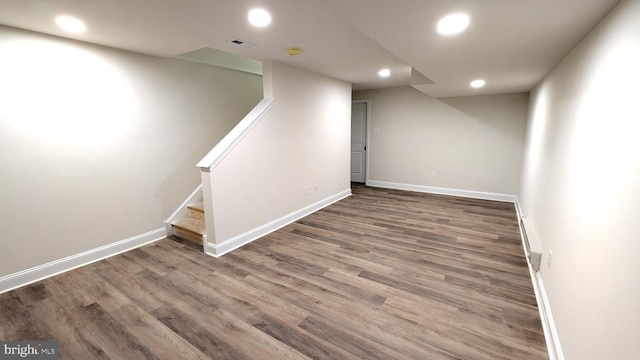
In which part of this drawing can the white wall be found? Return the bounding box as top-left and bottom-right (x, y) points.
(353, 87), (528, 196)
(520, 0), (640, 358)
(207, 61), (351, 243)
(0, 26), (263, 277)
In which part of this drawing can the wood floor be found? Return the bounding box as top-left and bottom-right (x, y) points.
(0, 186), (548, 359)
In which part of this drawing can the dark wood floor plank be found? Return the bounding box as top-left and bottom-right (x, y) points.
(0, 292), (51, 341)
(298, 315), (415, 360)
(14, 282), (52, 305)
(208, 308), (314, 360)
(94, 266), (164, 313)
(151, 305), (246, 360)
(76, 302), (159, 360)
(205, 270), (311, 327)
(108, 304), (211, 360)
(29, 298), (112, 359)
(0, 185), (547, 359)
(251, 311), (361, 360)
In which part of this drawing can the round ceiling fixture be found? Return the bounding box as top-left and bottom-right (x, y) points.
(470, 79), (486, 88)
(56, 15), (86, 33)
(248, 8), (272, 27)
(437, 13), (469, 35)
(378, 68), (391, 77)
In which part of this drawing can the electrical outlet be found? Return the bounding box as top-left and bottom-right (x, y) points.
(431, 170), (437, 177)
(314, 184), (318, 192)
(548, 251), (553, 269)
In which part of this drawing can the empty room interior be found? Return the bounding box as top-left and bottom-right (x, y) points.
(0, 0), (638, 359)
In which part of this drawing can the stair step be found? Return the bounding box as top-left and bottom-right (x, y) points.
(188, 202), (204, 212)
(172, 217), (205, 244)
(187, 202), (204, 221)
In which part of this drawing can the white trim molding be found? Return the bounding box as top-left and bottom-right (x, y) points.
(534, 272), (565, 360)
(206, 189), (351, 257)
(516, 213), (564, 360)
(0, 228), (166, 294)
(352, 99), (371, 184)
(164, 184), (203, 236)
(367, 180), (518, 203)
(197, 98), (275, 172)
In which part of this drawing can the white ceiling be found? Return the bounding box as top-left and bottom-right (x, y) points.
(0, 0), (619, 97)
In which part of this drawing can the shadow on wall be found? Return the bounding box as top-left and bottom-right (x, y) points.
(439, 93), (529, 141)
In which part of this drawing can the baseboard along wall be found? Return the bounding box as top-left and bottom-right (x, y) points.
(366, 180), (518, 203)
(206, 189), (351, 257)
(0, 228), (166, 294)
(515, 201), (564, 360)
(0, 189), (352, 293)
(534, 272), (565, 360)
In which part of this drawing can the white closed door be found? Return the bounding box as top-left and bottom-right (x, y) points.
(351, 102), (367, 183)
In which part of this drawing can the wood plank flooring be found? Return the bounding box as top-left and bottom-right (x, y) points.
(0, 185), (548, 359)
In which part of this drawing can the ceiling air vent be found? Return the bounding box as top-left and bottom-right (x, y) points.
(229, 38), (256, 48)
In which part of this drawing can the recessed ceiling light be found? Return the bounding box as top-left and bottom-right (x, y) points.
(248, 8), (272, 27)
(55, 15), (86, 33)
(437, 13), (469, 35)
(470, 79), (486, 88)
(378, 68), (391, 77)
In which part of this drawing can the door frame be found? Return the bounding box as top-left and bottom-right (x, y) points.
(351, 99), (371, 185)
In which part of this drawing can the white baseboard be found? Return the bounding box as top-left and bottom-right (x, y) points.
(366, 180), (518, 203)
(206, 189), (351, 257)
(0, 228), (166, 294)
(534, 272), (565, 360)
(515, 215), (564, 360)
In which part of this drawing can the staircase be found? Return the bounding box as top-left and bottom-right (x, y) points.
(171, 202), (206, 245)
